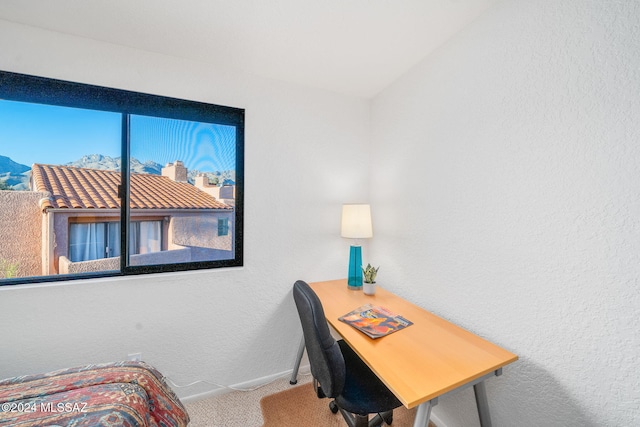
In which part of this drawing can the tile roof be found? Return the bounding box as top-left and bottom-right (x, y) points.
(31, 164), (232, 211)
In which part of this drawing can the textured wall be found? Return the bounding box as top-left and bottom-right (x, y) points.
(59, 255), (119, 275)
(0, 191), (46, 277)
(171, 213), (232, 250)
(370, 1), (640, 426)
(58, 250), (196, 274)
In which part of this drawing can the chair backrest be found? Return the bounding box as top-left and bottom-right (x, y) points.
(293, 280), (345, 398)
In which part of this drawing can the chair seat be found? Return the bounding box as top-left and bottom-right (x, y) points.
(335, 340), (402, 415)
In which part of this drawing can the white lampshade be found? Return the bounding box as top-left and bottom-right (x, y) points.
(341, 204), (373, 239)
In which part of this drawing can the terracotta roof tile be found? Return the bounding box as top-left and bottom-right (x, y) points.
(31, 164), (231, 211)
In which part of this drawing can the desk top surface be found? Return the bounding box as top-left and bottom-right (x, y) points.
(309, 279), (518, 409)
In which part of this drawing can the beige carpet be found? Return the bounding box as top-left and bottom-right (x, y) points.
(184, 375), (312, 426)
(185, 374), (436, 427)
(261, 381), (428, 427)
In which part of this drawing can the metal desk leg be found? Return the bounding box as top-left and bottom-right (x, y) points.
(413, 399), (436, 427)
(289, 337), (305, 384)
(474, 381), (492, 427)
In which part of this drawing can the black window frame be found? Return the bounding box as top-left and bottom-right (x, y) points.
(0, 70), (244, 286)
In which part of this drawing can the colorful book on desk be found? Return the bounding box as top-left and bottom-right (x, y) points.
(338, 304), (413, 339)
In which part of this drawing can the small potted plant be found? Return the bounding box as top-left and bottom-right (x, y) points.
(362, 263), (379, 295)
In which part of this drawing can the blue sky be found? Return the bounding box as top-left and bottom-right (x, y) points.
(0, 99), (236, 172)
(131, 115), (236, 173)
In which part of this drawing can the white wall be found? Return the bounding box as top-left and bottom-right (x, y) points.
(370, 1), (640, 426)
(0, 19), (370, 398)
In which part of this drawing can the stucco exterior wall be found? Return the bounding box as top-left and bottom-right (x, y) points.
(58, 255), (119, 275)
(59, 248), (193, 274)
(170, 211), (233, 251)
(0, 191), (47, 278)
(128, 247), (192, 266)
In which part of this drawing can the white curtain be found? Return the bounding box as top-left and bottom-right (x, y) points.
(69, 223), (120, 262)
(70, 221), (160, 261)
(131, 221), (161, 254)
(107, 223), (121, 258)
(69, 223), (105, 262)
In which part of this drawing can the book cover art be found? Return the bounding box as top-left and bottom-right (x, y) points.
(338, 303), (413, 339)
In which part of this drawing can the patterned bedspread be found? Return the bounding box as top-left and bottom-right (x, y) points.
(0, 361), (189, 427)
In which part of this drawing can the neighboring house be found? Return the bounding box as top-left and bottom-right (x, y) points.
(26, 161), (234, 275)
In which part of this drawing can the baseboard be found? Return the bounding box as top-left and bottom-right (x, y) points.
(431, 412), (447, 427)
(179, 364), (312, 403)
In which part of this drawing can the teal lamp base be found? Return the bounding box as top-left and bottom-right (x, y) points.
(347, 245), (363, 290)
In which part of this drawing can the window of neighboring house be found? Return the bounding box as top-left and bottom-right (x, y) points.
(69, 220), (163, 262)
(0, 70), (244, 285)
(69, 222), (120, 262)
(129, 221), (163, 255)
(218, 218), (230, 236)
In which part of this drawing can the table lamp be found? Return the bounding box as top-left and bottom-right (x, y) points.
(341, 204), (373, 290)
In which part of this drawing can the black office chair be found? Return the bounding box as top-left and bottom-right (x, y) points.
(293, 280), (402, 427)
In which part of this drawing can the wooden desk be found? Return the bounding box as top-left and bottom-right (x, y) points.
(291, 279), (518, 427)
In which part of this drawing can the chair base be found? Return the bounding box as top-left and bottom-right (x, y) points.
(331, 401), (393, 427)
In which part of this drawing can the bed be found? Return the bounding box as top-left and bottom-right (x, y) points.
(0, 361), (189, 426)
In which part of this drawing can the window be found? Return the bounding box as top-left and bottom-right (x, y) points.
(218, 218), (229, 236)
(130, 221), (162, 255)
(69, 222), (120, 262)
(69, 220), (163, 262)
(0, 70), (244, 285)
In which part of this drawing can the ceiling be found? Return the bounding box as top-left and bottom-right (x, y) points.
(0, 0), (498, 98)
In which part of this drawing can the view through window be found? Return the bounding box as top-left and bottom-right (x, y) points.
(0, 71), (244, 285)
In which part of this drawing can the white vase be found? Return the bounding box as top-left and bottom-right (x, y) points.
(363, 282), (376, 295)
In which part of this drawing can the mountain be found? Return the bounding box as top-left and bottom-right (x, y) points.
(65, 154), (163, 175)
(65, 154), (120, 170)
(0, 155), (30, 190)
(66, 155), (235, 184)
(0, 153), (235, 190)
(0, 155), (29, 175)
